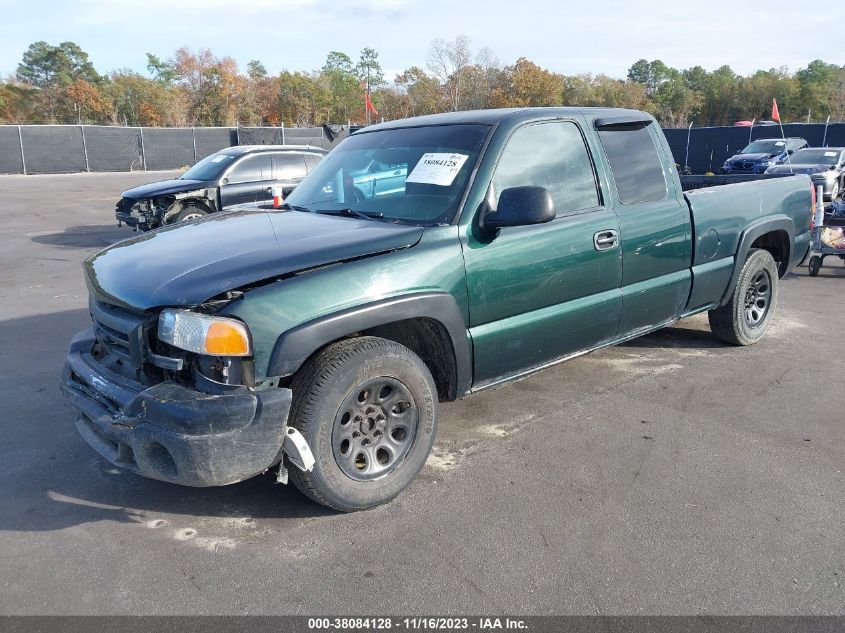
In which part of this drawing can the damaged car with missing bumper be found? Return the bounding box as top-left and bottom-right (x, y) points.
(65, 108), (813, 511)
(115, 145), (326, 230)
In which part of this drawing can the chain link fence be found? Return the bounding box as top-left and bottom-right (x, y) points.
(2, 121), (843, 176)
(0, 124), (340, 175)
(663, 123), (845, 174)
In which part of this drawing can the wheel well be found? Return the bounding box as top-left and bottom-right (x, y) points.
(750, 230), (790, 277)
(362, 318), (458, 402)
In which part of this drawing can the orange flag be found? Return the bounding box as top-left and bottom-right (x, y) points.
(771, 98), (780, 122)
(365, 91), (378, 116)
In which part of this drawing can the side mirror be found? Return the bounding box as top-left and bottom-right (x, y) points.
(221, 177), (229, 185)
(481, 186), (555, 231)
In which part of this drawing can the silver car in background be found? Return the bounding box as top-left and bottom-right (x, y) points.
(765, 147), (845, 201)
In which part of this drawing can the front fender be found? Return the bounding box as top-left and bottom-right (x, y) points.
(267, 292), (472, 397)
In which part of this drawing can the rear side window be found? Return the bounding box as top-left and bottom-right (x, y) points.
(492, 121), (599, 214)
(598, 125), (667, 204)
(274, 153), (307, 180)
(304, 154), (322, 172)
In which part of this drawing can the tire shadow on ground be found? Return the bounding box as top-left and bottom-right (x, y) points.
(31, 224), (134, 249)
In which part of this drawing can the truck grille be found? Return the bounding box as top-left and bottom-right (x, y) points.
(89, 297), (155, 383)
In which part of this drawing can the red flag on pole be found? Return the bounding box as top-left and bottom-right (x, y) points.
(771, 98), (780, 122)
(365, 91), (378, 116)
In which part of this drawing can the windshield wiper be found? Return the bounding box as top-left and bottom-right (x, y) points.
(280, 202), (311, 212)
(315, 208), (384, 221)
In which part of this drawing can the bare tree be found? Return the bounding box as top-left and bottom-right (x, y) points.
(426, 36), (472, 111)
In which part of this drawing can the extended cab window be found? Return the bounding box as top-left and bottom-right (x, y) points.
(598, 124), (667, 204)
(492, 121), (599, 213)
(226, 155), (262, 184)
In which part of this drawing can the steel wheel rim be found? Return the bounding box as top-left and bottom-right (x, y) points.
(744, 269), (772, 327)
(180, 212), (203, 222)
(331, 377), (419, 481)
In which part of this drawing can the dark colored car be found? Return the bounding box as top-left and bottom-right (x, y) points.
(765, 147), (845, 201)
(115, 145), (327, 230)
(64, 107), (814, 511)
(721, 137), (808, 174)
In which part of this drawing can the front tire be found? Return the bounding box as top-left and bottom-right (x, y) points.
(708, 248), (779, 345)
(172, 204), (208, 223)
(287, 337), (438, 512)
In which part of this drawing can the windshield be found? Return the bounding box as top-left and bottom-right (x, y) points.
(284, 124), (490, 225)
(788, 149), (842, 166)
(180, 152), (238, 181)
(740, 141), (785, 155)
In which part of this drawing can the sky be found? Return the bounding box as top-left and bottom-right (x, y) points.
(1, 0), (843, 81)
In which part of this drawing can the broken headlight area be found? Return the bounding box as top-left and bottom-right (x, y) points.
(155, 308), (256, 390)
(115, 196), (174, 230)
(143, 334), (256, 392)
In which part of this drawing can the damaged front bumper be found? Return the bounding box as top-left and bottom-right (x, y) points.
(61, 328), (302, 487)
(115, 198), (156, 230)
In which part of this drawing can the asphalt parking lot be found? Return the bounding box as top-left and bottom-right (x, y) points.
(1, 172), (844, 616)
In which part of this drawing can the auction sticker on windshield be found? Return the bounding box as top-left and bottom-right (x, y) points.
(406, 153), (469, 186)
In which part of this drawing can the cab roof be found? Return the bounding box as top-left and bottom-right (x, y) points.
(218, 145), (327, 155)
(355, 107), (654, 133)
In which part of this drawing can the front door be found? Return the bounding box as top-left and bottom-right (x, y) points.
(220, 155), (264, 207)
(462, 119), (623, 386)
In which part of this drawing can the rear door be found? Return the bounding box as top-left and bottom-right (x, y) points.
(272, 152), (308, 190)
(462, 118), (623, 385)
(595, 118), (692, 335)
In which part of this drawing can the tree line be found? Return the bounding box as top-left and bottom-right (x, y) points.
(1, 38), (843, 128)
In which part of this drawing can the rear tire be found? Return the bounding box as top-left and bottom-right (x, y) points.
(708, 248), (779, 346)
(287, 336), (438, 512)
(808, 255), (822, 277)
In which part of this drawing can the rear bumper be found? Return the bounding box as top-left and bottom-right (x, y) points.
(61, 329), (292, 487)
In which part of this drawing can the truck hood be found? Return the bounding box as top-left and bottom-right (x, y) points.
(766, 163), (837, 175)
(121, 179), (212, 199)
(84, 210), (424, 310)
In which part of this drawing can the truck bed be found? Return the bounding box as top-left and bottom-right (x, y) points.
(682, 174), (813, 312)
(680, 173), (793, 192)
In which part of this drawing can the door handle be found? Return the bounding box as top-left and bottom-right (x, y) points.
(593, 230), (619, 251)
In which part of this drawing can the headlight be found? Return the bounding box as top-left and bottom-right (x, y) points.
(158, 309), (251, 357)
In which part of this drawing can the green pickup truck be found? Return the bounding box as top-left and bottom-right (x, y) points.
(62, 108), (814, 511)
